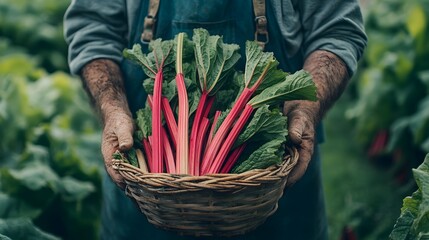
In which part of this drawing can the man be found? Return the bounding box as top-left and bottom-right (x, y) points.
(64, 1), (366, 239)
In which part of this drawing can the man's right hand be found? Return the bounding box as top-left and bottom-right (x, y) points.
(101, 106), (134, 189)
(80, 59), (134, 189)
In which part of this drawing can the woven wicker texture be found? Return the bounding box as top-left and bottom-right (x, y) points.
(112, 147), (298, 237)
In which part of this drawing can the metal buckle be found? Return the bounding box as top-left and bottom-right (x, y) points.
(140, 15), (156, 44)
(254, 16), (269, 47)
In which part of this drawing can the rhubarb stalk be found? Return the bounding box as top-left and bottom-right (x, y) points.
(175, 33), (189, 174)
(220, 144), (246, 174)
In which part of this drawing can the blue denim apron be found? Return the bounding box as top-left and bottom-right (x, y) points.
(101, 1), (328, 239)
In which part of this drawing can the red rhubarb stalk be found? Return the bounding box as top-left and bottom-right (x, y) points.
(193, 117), (210, 175)
(220, 144), (246, 174)
(162, 128), (176, 174)
(142, 139), (152, 172)
(147, 95), (176, 173)
(151, 72), (163, 173)
(205, 104), (254, 174)
(201, 88), (253, 173)
(206, 110), (222, 150)
(202, 96), (215, 118)
(150, 43), (173, 173)
(189, 91), (208, 175)
(175, 33), (189, 174)
(161, 96), (178, 148)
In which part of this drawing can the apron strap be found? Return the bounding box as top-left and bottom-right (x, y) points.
(141, 0), (160, 43)
(253, 0), (269, 49)
(140, 0), (269, 49)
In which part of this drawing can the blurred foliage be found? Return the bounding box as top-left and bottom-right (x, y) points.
(0, 0), (70, 72)
(0, 0), (103, 239)
(322, 96), (407, 240)
(0, 54), (102, 239)
(347, 0), (429, 178)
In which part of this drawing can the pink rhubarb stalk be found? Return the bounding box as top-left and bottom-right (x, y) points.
(162, 128), (176, 174)
(147, 95), (176, 173)
(193, 117), (210, 175)
(151, 72), (164, 173)
(189, 93), (215, 174)
(220, 144), (246, 174)
(188, 91), (208, 175)
(205, 104), (254, 174)
(142, 138), (152, 172)
(161, 96), (178, 148)
(206, 110), (222, 151)
(200, 88), (253, 173)
(175, 33), (189, 174)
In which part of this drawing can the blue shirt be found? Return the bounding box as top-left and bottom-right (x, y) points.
(64, 0), (367, 76)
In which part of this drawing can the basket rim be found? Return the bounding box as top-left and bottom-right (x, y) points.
(112, 146), (298, 193)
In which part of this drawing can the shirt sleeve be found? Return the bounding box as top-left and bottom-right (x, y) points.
(64, 0), (128, 75)
(299, 0), (367, 76)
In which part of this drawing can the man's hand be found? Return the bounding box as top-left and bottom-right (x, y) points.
(283, 101), (319, 185)
(101, 107), (134, 189)
(80, 58), (133, 189)
(285, 50), (350, 186)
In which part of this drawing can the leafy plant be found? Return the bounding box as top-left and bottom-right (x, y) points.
(390, 154), (429, 239)
(0, 0), (70, 72)
(347, 0), (429, 179)
(0, 54), (102, 240)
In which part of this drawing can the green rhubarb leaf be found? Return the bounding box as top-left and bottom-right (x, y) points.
(123, 44), (157, 78)
(193, 28), (240, 93)
(188, 88), (201, 116)
(213, 89), (237, 112)
(231, 138), (285, 174)
(148, 38), (175, 70)
(126, 148), (138, 167)
(244, 41), (279, 89)
(143, 78), (177, 101)
(133, 131), (145, 149)
(248, 70), (317, 108)
(182, 62), (197, 86)
(136, 106), (152, 138)
(123, 39), (174, 79)
(257, 68), (289, 94)
(234, 105), (287, 147)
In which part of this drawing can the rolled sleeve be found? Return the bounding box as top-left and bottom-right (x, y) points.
(64, 0), (127, 75)
(300, 0), (367, 76)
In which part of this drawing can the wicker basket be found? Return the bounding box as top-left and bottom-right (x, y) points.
(112, 147), (298, 237)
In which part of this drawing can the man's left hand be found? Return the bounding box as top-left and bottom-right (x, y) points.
(283, 101), (320, 186)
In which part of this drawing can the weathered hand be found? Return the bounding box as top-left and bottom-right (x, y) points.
(282, 50), (350, 186)
(101, 107), (134, 189)
(283, 101), (319, 186)
(80, 59), (134, 189)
